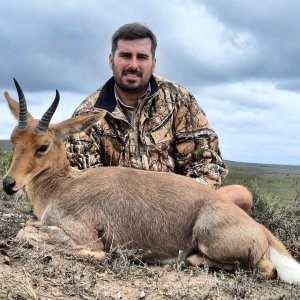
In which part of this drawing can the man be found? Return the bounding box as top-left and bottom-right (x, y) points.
(65, 23), (252, 213)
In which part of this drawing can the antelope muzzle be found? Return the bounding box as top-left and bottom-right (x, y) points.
(2, 176), (18, 195)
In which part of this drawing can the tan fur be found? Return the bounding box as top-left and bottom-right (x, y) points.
(4, 91), (33, 119)
(2, 92), (293, 278)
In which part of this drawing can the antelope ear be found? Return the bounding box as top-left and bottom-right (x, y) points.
(53, 111), (106, 138)
(4, 91), (33, 119)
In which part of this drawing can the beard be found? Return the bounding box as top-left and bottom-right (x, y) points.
(113, 67), (152, 95)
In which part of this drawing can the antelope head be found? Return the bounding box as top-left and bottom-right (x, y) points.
(3, 79), (105, 195)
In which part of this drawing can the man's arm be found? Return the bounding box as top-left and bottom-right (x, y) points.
(173, 91), (228, 188)
(64, 88), (105, 169)
(64, 127), (103, 169)
(64, 101), (104, 169)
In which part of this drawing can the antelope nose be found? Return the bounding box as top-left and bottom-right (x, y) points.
(3, 176), (17, 195)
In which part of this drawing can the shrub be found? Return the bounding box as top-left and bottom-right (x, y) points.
(232, 179), (300, 260)
(0, 151), (13, 193)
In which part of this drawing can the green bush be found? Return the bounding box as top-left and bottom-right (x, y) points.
(227, 179), (300, 260)
(0, 150), (12, 171)
(0, 151), (13, 192)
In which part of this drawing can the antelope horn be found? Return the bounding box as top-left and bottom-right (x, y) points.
(13, 78), (28, 130)
(34, 90), (60, 134)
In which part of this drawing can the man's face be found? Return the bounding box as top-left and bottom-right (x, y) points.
(109, 38), (156, 94)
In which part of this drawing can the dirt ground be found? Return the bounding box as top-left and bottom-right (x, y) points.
(0, 192), (300, 300)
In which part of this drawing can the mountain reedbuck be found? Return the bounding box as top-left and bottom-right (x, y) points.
(3, 79), (300, 284)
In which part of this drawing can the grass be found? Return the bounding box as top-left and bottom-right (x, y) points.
(0, 151), (12, 196)
(224, 160), (300, 204)
(0, 151), (12, 177)
(224, 160), (300, 260)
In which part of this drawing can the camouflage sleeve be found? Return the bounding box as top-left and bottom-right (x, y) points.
(173, 90), (228, 188)
(64, 127), (102, 170)
(64, 90), (104, 169)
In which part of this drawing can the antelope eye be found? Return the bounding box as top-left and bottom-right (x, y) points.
(36, 144), (49, 154)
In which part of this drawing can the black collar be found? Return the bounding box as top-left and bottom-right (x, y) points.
(94, 75), (159, 112)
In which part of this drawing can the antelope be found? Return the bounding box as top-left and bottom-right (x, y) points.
(2, 79), (300, 284)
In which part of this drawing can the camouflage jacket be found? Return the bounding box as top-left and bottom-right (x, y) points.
(65, 75), (228, 188)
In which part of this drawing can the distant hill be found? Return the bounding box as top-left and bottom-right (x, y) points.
(225, 160), (300, 179)
(224, 160), (300, 204)
(0, 140), (12, 151)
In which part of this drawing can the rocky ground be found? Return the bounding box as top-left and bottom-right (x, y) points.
(0, 191), (300, 300)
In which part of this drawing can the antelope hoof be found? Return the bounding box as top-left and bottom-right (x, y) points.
(25, 218), (42, 228)
(258, 258), (277, 280)
(75, 249), (106, 260)
(17, 225), (50, 243)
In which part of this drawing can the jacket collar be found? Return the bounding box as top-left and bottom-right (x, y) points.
(94, 75), (159, 113)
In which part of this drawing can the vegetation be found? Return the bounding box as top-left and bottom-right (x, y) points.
(224, 160), (300, 204)
(224, 160), (300, 260)
(0, 151), (13, 203)
(0, 151), (12, 174)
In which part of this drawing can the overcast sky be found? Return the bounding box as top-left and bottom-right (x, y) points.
(0, 0), (300, 166)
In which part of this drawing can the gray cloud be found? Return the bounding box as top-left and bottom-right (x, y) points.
(200, 0), (300, 81)
(1, 0), (300, 165)
(2, 0), (300, 91)
(0, 1), (111, 92)
(275, 79), (300, 92)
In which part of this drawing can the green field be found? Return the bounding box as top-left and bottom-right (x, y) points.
(224, 160), (300, 204)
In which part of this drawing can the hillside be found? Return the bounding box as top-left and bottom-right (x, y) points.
(0, 140), (12, 152)
(224, 160), (300, 204)
(225, 160), (300, 178)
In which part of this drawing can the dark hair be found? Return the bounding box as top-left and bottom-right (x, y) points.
(111, 23), (157, 57)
